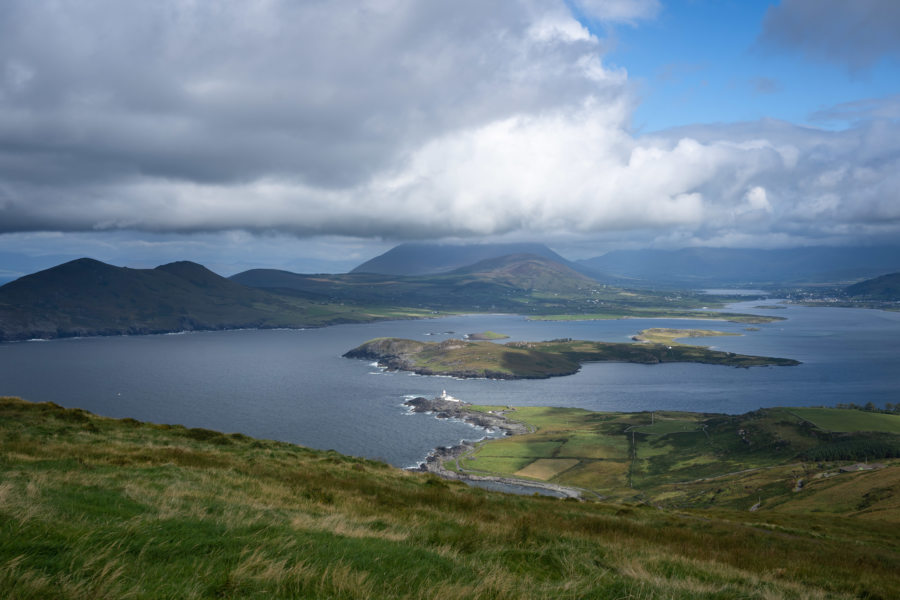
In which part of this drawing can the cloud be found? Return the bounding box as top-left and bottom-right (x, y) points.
(809, 94), (900, 125)
(750, 77), (780, 95)
(759, 0), (900, 71)
(1, 0), (899, 251)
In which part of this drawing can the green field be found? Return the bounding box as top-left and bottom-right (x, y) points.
(466, 330), (510, 340)
(461, 406), (900, 514)
(2, 397), (899, 599)
(789, 407), (900, 433)
(631, 328), (739, 346)
(631, 419), (701, 435)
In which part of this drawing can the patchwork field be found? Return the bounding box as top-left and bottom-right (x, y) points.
(461, 406), (900, 515)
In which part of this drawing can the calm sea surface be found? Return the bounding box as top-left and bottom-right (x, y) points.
(1, 301), (898, 467)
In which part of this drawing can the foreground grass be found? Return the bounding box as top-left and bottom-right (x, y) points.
(2, 397), (899, 599)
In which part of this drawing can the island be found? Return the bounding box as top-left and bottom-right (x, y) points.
(343, 330), (800, 379)
(465, 331), (510, 340)
(630, 327), (739, 345)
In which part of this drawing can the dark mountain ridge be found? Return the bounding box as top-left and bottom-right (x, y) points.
(845, 272), (900, 300)
(350, 242), (596, 277)
(0, 258), (323, 341)
(232, 253), (599, 308)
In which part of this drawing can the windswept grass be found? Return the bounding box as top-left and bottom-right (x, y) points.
(1, 397), (898, 599)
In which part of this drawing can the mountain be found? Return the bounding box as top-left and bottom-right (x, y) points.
(351, 242), (592, 276)
(233, 253), (601, 311)
(0, 250), (84, 286)
(577, 246), (900, 286)
(846, 272), (900, 300)
(446, 253), (596, 292)
(0, 258), (332, 341)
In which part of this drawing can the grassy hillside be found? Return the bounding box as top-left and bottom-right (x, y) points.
(344, 333), (800, 379)
(2, 397), (898, 599)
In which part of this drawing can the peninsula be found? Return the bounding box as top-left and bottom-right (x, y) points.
(405, 394), (585, 498)
(343, 330), (800, 379)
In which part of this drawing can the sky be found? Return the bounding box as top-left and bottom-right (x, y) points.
(1, 0), (899, 279)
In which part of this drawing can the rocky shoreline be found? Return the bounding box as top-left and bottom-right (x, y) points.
(405, 395), (587, 499)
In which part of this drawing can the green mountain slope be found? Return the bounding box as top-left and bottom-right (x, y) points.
(2, 396), (897, 599)
(845, 272), (900, 300)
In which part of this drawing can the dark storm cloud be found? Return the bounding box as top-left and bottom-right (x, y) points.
(0, 0), (604, 190)
(0, 0), (898, 250)
(759, 0), (900, 71)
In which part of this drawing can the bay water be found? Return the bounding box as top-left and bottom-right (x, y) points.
(1, 301), (898, 467)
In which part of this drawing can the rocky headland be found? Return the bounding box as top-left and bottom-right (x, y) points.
(404, 394), (586, 499)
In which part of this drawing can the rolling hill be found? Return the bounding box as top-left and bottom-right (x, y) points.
(845, 272), (900, 300)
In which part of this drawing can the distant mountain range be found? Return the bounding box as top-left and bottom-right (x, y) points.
(0, 258), (336, 341)
(0, 253), (611, 341)
(575, 246), (900, 286)
(231, 252), (598, 309)
(4, 243), (897, 341)
(348, 242), (900, 286)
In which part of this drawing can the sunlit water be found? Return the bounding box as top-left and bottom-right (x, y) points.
(1, 301), (898, 467)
